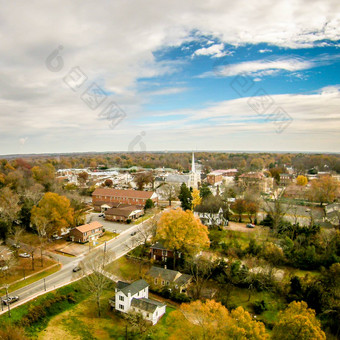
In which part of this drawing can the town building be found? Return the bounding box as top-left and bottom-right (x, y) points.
(150, 241), (180, 263)
(238, 172), (274, 193)
(105, 205), (144, 222)
(69, 221), (104, 243)
(112, 279), (166, 325)
(92, 188), (158, 212)
(194, 207), (228, 227)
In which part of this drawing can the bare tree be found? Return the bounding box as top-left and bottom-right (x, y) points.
(186, 255), (215, 299)
(79, 250), (115, 317)
(158, 183), (179, 206)
(264, 191), (289, 231)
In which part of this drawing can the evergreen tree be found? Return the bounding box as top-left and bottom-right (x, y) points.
(178, 183), (192, 211)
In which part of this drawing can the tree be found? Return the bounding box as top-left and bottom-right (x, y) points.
(231, 199), (247, 222)
(124, 310), (150, 337)
(156, 208), (209, 268)
(191, 189), (202, 210)
(0, 187), (20, 232)
(103, 179), (113, 187)
(264, 193), (289, 231)
(31, 192), (74, 238)
(272, 301), (326, 340)
(296, 175), (308, 186)
(79, 250), (115, 317)
(31, 163), (55, 190)
(199, 183), (212, 199)
(158, 183), (179, 206)
(178, 183), (192, 211)
(134, 172), (154, 190)
(167, 299), (268, 340)
(77, 171), (89, 185)
(309, 176), (339, 205)
(144, 198), (154, 210)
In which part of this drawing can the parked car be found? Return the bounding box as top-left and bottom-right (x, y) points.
(18, 252), (30, 258)
(246, 223), (255, 228)
(53, 235), (63, 240)
(130, 231), (137, 236)
(98, 213), (105, 217)
(2, 296), (19, 305)
(73, 266), (81, 272)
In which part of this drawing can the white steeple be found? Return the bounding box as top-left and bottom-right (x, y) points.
(191, 152), (196, 173)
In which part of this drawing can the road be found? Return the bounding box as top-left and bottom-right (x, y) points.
(0, 222), (148, 314)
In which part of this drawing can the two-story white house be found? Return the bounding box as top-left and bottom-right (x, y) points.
(113, 279), (166, 325)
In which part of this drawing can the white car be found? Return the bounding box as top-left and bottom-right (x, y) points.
(19, 252), (30, 258)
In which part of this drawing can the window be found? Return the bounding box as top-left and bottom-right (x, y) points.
(166, 281), (170, 285)
(119, 296), (124, 301)
(161, 280), (165, 286)
(119, 304), (124, 310)
(84, 232), (87, 236)
(147, 313), (149, 317)
(162, 250), (167, 256)
(154, 278), (158, 284)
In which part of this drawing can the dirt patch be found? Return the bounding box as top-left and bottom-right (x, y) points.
(227, 221), (258, 232)
(56, 243), (88, 257)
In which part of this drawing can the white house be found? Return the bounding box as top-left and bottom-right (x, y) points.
(113, 279), (166, 325)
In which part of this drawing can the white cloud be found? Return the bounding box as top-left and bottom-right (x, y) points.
(192, 43), (227, 58)
(259, 49), (272, 53)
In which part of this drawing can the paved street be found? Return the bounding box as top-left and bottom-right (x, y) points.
(0, 221), (149, 314)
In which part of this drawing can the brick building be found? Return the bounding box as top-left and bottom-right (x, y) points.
(69, 221), (104, 243)
(92, 188), (158, 212)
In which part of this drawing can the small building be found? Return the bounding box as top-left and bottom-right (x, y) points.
(148, 266), (191, 294)
(112, 279), (166, 325)
(69, 221), (104, 243)
(194, 207), (228, 227)
(105, 205), (144, 223)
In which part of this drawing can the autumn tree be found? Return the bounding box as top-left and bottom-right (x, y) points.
(309, 176), (339, 205)
(0, 187), (20, 233)
(296, 175), (308, 186)
(77, 171), (89, 185)
(272, 301), (326, 340)
(31, 163), (55, 190)
(231, 198), (247, 222)
(178, 183), (192, 211)
(191, 189), (202, 210)
(103, 178), (113, 187)
(134, 172), (154, 190)
(156, 208), (209, 268)
(31, 192), (74, 238)
(167, 299), (268, 340)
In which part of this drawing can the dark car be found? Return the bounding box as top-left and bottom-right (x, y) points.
(98, 213), (105, 217)
(73, 266), (81, 272)
(2, 296), (19, 305)
(246, 223), (255, 228)
(130, 231), (137, 236)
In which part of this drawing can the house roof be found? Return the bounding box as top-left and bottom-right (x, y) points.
(149, 266), (180, 282)
(174, 273), (192, 286)
(106, 206), (141, 218)
(92, 188), (154, 199)
(117, 279), (149, 296)
(150, 241), (168, 251)
(131, 297), (165, 313)
(239, 172), (264, 179)
(75, 221), (103, 233)
(165, 174), (190, 184)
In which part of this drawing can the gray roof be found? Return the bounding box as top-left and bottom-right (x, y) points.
(116, 279), (149, 296)
(149, 266), (180, 282)
(131, 297), (165, 313)
(150, 241), (168, 250)
(166, 174), (189, 184)
(174, 273), (192, 286)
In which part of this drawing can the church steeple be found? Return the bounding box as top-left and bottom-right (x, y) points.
(191, 152), (196, 173)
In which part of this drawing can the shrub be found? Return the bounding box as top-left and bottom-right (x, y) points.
(253, 300), (268, 314)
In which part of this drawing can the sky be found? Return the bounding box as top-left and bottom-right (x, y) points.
(0, 0), (340, 155)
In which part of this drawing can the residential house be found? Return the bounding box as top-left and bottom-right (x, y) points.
(69, 221), (104, 243)
(150, 242), (180, 263)
(92, 188), (158, 212)
(279, 173), (294, 187)
(194, 207), (228, 227)
(105, 205), (144, 222)
(111, 279), (166, 325)
(148, 266), (192, 294)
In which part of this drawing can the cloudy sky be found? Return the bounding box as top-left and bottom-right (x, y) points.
(1, 0), (340, 155)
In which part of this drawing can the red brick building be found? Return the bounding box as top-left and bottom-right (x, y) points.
(69, 221), (104, 243)
(92, 188), (158, 212)
(105, 205), (144, 222)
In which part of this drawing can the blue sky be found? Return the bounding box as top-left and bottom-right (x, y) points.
(0, 1), (339, 154)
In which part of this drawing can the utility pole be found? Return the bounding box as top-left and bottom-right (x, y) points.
(44, 278), (46, 291)
(23, 267), (26, 280)
(5, 285), (10, 317)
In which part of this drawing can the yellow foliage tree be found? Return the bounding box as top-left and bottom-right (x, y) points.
(31, 192), (74, 237)
(156, 208), (209, 268)
(167, 299), (268, 340)
(309, 175), (339, 204)
(272, 301), (326, 340)
(296, 175), (308, 186)
(191, 189), (202, 210)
